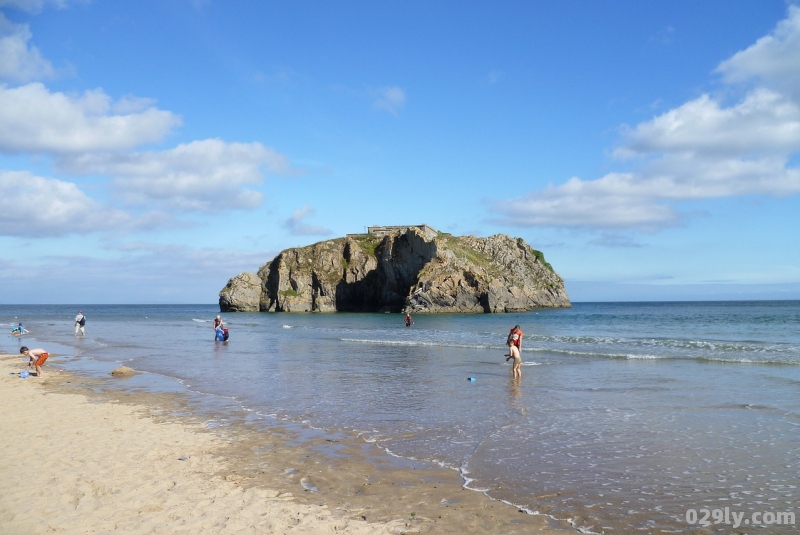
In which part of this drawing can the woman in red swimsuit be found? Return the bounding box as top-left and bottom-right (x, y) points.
(505, 325), (523, 378)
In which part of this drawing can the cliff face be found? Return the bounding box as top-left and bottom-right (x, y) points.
(218, 272), (262, 312)
(219, 228), (570, 313)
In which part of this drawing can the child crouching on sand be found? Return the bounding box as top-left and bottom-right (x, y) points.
(20, 346), (49, 377)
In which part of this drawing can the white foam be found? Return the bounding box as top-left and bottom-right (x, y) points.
(340, 337), (497, 350)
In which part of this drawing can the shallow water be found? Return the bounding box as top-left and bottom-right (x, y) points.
(3, 301), (798, 533)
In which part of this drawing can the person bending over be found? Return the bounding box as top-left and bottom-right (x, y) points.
(20, 346), (49, 377)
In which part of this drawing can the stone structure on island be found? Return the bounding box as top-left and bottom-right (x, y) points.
(219, 225), (571, 313)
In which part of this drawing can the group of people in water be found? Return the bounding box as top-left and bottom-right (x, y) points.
(210, 312), (524, 376)
(13, 311), (523, 379)
(404, 314), (524, 377)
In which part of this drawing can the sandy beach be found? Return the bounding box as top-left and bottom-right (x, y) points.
(0, 353), (565, 534)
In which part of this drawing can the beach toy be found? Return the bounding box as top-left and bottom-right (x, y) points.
(19, 370), (29, 378)
(467, 377), (475, 382)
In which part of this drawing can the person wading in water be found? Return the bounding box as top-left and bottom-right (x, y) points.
(505, 325), (523, 378)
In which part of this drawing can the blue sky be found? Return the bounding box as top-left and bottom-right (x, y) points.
(1, 0), (799, 304)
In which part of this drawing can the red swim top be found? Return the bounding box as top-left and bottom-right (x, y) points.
(509, 329), (523, 347)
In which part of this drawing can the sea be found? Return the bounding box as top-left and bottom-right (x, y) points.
(3, 301), (799, 534)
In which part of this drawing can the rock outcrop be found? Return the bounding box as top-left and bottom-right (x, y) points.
(110, 366), (139, 377)
(219, 227), (570, 313)
(218, 272), (262, 312)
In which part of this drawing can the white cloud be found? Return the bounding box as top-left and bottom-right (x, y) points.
(373, 86), (406, 114)
(716, 5), (800, 95)
(0, 14), (54, 81)
(644, 154), (800, 198)
(0, 83), (181, 154)
(492, 174), (678, 228)
(0, 0), (72, 13)
(60, 138), (294, 211)
(0, 170), (131, 236)
(283, 204), (333, 236)
(111, 94), (158, 114)
(492, 7), (800, 231)
(616, 89), (800, 158)
(493, 155), (800, 230)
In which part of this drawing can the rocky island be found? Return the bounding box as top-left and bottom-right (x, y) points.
(219, 225), (570, 313)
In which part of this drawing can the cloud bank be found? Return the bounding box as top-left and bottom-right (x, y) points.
(0, 83), (181, 154)
(492, 6), (800, 230)
(0, 0), (72, 14)
(0, 14), (54, 81)
(0, 171), (131, 236)
(61, 139), (293, 211)
(716, 6), (800, 98)
(0, 13), (297, 233)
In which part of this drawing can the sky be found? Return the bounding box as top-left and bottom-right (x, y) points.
(1, 0), (799, 304)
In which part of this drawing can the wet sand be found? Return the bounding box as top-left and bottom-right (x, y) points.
(0, 353), (572, 534)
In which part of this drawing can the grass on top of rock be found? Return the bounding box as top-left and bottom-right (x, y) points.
(439, 235), (500, 275)
(531, 249), (554, 273)
(350, 235), (382, 259)
(514, 237), (555, 273)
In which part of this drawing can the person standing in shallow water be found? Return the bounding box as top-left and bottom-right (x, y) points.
(74, 311), (86, 336)
(213, 315), (226, 341)
(505, 325), (523, 378)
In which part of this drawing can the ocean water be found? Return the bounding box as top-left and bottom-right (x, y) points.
(3, 301), (799, 533)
